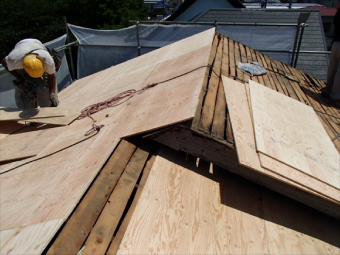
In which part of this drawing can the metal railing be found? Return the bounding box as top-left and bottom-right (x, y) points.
(129, 19), (330, 68)
(1, 18), (331, 77)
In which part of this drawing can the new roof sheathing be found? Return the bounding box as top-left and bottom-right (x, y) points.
(1, 28), (340, 254)
(249, 80), (339, 188)
(117, 146), (340, 254)
(223, 76), (339, 206)
(0, 28), (215, 254)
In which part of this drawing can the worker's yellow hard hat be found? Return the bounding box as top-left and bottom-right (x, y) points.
(22, 54), (45, 78)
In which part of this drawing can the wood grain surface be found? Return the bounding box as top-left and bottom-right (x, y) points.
(0, 121), (25, 140)
(0, 28), (216, 255)
(120, 46), (212, 138)
(117, 147), (268, 254)
(0, 107), (67, 121)
(117, 146), (340, 254)
(249, 80), (340, 189)
(222, 76), (340, 205)
(262, 190), (340, 254)
(199, 36), (222, 132)
(0, 228), (18, 250)
(82, 143), (151, 255)
(259, 152), (339, 203)
(0, 127), (61, 163)
(46, 139), (137, 255)
(0, 219), (63, 255)
(211, 80), (227, 139)
(107, 154), (156, 255)
(29, 112), (80, 126)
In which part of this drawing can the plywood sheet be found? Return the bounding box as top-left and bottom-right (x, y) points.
(120, 61), (208, 137)
(117, 148), (268, 254)
(0, 121), (25, 140)
(0, 127), (61, 163)
(0, 219), (63, 255)
(58, 28), (216, 114)
(118, 147), (340, 255)
(0, 228), (17, 249)
(29, 112), (80, 126)
(259, 152), (339, 202)
(222, 76), (340, 203)
(0, 114), (121, 230)
(0, 28), (215, 242)
(0, 107), (67, 121)
(249, 80), (340, 189)
(262, 191), (340, 255)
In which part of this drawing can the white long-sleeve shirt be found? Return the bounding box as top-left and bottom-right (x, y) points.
(5, 38), (55, 75)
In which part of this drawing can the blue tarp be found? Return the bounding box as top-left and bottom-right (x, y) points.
(153, 1), (170, 7)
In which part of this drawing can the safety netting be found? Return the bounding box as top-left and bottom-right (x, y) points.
(44, 34), (73, 91)
(69, 23), (296, 79)
(0, 23), (297, 107)
(216, 25), (296, 64)
(0, 34), (73, 107)
(68, 23), (214, 78)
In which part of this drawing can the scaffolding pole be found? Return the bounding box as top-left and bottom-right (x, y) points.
(129, 20), (298, 27)
(64, 16), (76, 80)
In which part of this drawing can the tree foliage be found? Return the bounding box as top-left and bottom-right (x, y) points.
(0, 0), (147, 59)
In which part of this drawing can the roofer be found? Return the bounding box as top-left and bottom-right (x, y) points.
(323, 0), (340, 99)
(1, 38), (60, 108)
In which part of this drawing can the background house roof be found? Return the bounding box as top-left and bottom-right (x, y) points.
(303, 6), (338, 16)
(166, 0), (245, 21)
(192, 8), (329, 81)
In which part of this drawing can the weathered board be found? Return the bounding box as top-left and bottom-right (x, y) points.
(82, 142), (151, 255)
(249, 80), (340, 189)
(106, 154), (156, 255)
(46, 139), (138, 255)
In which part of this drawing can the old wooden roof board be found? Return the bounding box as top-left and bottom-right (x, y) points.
(184, 33), (340, 218)
(0, 28), (215, 255)
(193, 9), (328, 81)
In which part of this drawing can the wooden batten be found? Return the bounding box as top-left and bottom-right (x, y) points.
(46, 138), (158, 255)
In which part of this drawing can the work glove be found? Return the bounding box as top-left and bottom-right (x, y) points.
(50, 93), (59, 107)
